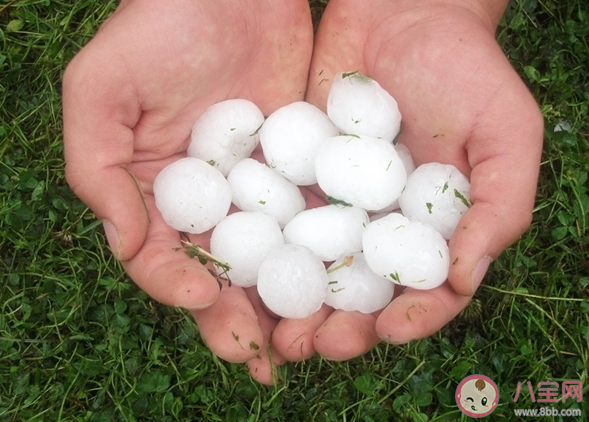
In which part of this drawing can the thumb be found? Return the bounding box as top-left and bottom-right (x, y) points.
(448, 99), (544, 296)
(63, 45), (147, 262)
(63, 46), (221, 310)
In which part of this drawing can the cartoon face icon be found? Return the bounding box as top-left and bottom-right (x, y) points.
(456, 375), (499, 417)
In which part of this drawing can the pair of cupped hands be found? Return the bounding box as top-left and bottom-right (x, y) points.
(63, 0), (543, 384)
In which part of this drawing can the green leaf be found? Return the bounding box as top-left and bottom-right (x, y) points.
(138, 370), (171, 393)
(114, 298), (127, 315)
(520, 343), (533, 355)
(551, 226), (568, 240)
(450, 360), (472, 379)
(31, 181), (45, 201)
(354, 373), (376, 395)
(442, 181), (449, 193)
(132, 395), (149, 415)
(7, 20), (24, 32)
(415, 392), (432, 407)
(393, 393), (412, 412)
(8, 273), (19, 286)
(411, 412), (429, 422)
(342, 70), (360, 78)
(327, 196), (353, 207)
(139, 324), (153, 341)
(523, 65), (541, 82)
(454, 189), (471, 208)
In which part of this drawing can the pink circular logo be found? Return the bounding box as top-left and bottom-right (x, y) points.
(456, 374), (499, 417)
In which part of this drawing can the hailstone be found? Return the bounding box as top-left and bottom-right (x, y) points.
(327, 71), (401, 142)
(395, 143), (416, 175)
(187, 99), (265, 176)
(257, 244), (329, 319)
(227, 158), (305, 228)
(210, 212), (284, 287)
(324, 253), (395, 313)
(315, 134), (407, 211)
(153, 157), (231, 234)
(373, 142), (416, 213)
(282, 205), (369, 261)
(362, 213), (449, 290)
(399, 162), (471, 240)
(260, 101), (340, 185)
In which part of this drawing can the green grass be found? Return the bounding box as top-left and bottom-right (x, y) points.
(1, 0), (588, 421)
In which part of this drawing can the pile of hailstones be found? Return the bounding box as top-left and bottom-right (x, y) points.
(154, 71), (471, 319)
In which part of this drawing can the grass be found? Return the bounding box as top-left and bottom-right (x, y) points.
(1, 0), (588, 420)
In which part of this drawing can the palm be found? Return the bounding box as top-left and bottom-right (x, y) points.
(273, 0), (542, 360)
(63, 0), (313, 383)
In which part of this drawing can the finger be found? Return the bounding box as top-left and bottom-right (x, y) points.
(449, 76), (544, 296)
(120, 196), (220, 310)
(305, 0), (368, 109)
(272, 304), (333, 362)
(376, 283), (471, 344)
(244, 288), (287, 385)
(191, 284), (264, 364)
(314, 310), (380, 361)
(63, 45), (147, 262)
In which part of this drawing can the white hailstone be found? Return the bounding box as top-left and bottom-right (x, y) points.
(327, 71), (401, 142)
(369, 210), (402, 222)
(324, 253), (395, 314)
(395, 143), (416, 175)
(398, 162), (471, 240)
(227, 158), (306, 228)
(210, 212), (284, 287)
(260, 101), (340, 185)
(187, 99), (265, 176)
(153, 157), (231, 234)
(282, 205), (369, 261)
(373, 143), (416, 213)
(257, 244), (329, 319)
(315, 134), (407, 211)
(362, 213), (449, 290)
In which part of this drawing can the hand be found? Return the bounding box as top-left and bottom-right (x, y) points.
(63, 0), (313, 384)
(271, 0), (543, 361)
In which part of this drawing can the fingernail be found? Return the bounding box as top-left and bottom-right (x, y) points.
(102, 220), (121, 260)
(379, 333), (404, 345)
(185, 301), (216, 311)
(471, 256), (492, 293)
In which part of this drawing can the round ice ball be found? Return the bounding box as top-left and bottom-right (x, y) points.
(187, 99), (265, 176)
(362, 213), (449, 290)
(283, 205), (369, 261)
(324, 253), (395, 314)
(260, 101), (340, 186)
(395, 143), (416, 175)
(153, 157), (231, 234)
(327, 71), (401, 142)
(398, 162), (471, 240)
(257, 244), (329, 319)
(210, 212), (284, 287)
(373, 143), (416, 213)
(315, 134), (407, 211)
(227, 158), (306, 228)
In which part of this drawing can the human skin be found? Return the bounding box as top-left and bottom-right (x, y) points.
(272, 0), (544, 361)
(62, 0), (314, 384)
(63, 0), (543, 383)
